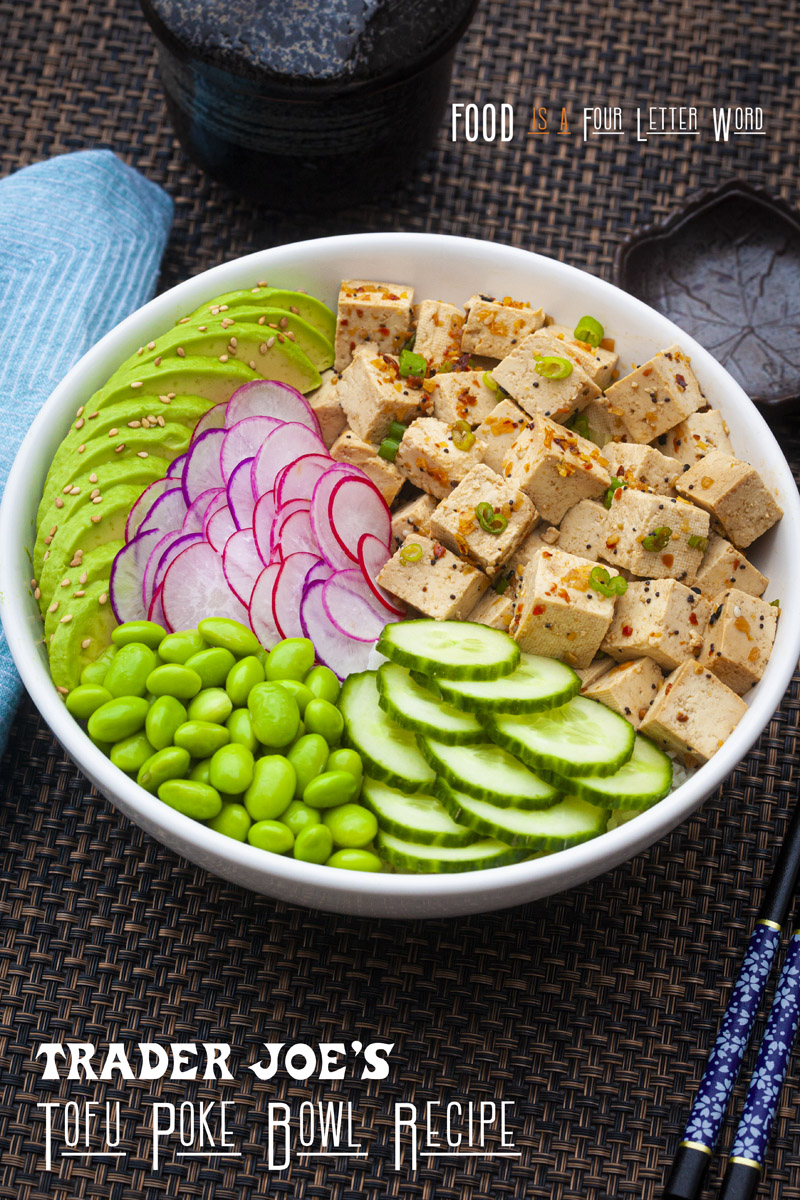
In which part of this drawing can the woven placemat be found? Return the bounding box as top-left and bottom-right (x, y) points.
(2, 1), (800, 1197)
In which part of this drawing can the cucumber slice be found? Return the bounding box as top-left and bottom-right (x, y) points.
(377, 662), (483, 744)
(433, 652), (581, 714)
(377, 619), (519, 680)
(377, 829), (525, 873)
(339, 671), (435, 793)
(491, 696), (635, 778)
(549, 734), (673, 809)
(418, 736), (560, 810)
(361, 777), (477, 847)
(436, 779), (608, 850)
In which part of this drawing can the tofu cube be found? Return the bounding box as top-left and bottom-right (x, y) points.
(674, 450), (782, 549)
(376, 535), (489, 620)
(423, 370), (499, 427)
(605, 442), (680, 495)
(603, 345), (704, 442)
(428, 463), (536, 577)
(700, 587), (778, 693)
(543, 324), (619, 389)
(391, 492), (438, 550)
(329, 428), (404, 505)
(694, 534), (768, 599)
(502, 415), (611, 524)
(658, 409), (733, 466)
(337, 349), (422, 443)
(510, 546), (618, 668)
(583, 657), (664, 728)
(580, 396), (628, 447)
(474, 398), (528, 473)
(307, 369), (348, 447)
(413, 300), (465, 368)
(576, 655), (615, 690)
(492, 331), (602, 422)
(467, 589), (514, 632)
(395, 417), (486, 499)
(504, 524), (558, 597)
(601, 578), (710, 670)
(639, 659), (747, 765)
(461, 294), (545, 358)
(334, 279), (414, 370)
(600, 489), (710, 582)
(557, 500), (608, 562)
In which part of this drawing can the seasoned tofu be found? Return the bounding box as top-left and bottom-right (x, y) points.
(461, 294), (545, 359)
(502, 415), (611, 524)
(579, 395), (628, 447)
(329, 429), (404, 505)
(583, 657), (664, 728)
(413, 299), (465, 368)
(307, 369), (348, 447)
(674, 450), (782, 549)
(423, 370), (498, 427)
(376, 534), (489, 620)
(510, 546), (619, 669)
(700, 588), (778, 693)
(576, 655), (615, 690)
(390, 492), (438, 550)
(694, 534), (768, 599)
(467, 588), (514, 632)
(603, 345), (704, 442)
(474, 398), (528, 473)
(600, 489), (710, 582)
(557, 499), (608, 562)
(537, 324), (619, 389)
(601, 578), (709, 671)
(428, 463), (536, 577)
(492, 331), (602, 422)
(605, 442), (680, 495)
(334, 280), (414, 370)
(337, 349), (423, 443)
(658, 409), (733, 467)
(639, 659), (747, 765)
(395, 417), (486, 499)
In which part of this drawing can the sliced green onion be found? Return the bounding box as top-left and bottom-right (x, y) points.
(493, 574), (511, 595)
(400, 543), (423, 564)
(566, 412), (591, 439)
(603, 476), (626, 508)
(770, 599), (780, 607)
(401, 333), (417, 352)
(589, 565), (627, 597)
(378, 437), (400, 462)
(475, 502), (508, 535)
(687, 534), (709, 551)
(534, 354), (573, 380)
(387, 420), (407, 441)
(399, 348), (427, 378)
(450, 420), (476, 451)
(641, 526), (673, 552)
(483, 371), (500, 392)
(573, 315), (604, 348)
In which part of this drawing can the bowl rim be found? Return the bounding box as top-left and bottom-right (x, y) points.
(3, 229), (799, 909)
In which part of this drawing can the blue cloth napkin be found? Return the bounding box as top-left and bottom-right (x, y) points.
(0, 150), (173, 753)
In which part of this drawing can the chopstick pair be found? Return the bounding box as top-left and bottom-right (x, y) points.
(664, 799), (800, 1200)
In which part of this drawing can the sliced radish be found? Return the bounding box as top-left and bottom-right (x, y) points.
(166, 454), (186, 479)
(126, 478), (172, 542)
(202, 491), (229, 537)
(249, 563), (282, 648)
(357, 532), (406, 616)
(271, 498), (311, 558)
(328, 475), (391, 563)
(227, 457), (257, 529)
(145, 529), (185, 605)
(152, 532), (205, 599)
(272, 551), (321, 639)
(305, 560), (334, 587)
(109, 528), (163, 623)
(300, 581), (376, 679)
(275, 453), (332, 508)
(276, 508), (318, 557)
(138, 487), (187, 538)
(183, 487), (224, 535)
(192, 402), (228, 442)
(148, 584), (169, 630)
(206, 503), (237, 553)
(220, 416), (281, 483)
(252, 491), (277, 564)
(251, 422), (327, 499)
(161, 540), (248, 630)
(310, 464), (368, 570)
(223, 527), (263, 606)
(322, 573), (387, 642)
(182, 427), (225, 503)
(226, 379), (321, 436)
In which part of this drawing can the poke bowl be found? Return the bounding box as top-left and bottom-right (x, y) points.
(2, 231), (798, 918)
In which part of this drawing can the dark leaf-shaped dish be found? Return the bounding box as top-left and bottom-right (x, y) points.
(614, 182), (800, 412)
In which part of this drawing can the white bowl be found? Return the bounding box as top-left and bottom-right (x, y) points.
(2, 232), (798, 918)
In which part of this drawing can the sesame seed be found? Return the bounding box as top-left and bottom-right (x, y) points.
(279, 316), (288, 328)
(90, 488), (100, 498)
(62, 484), (72, 493)
(60, 613), (73, 624)
(229, 336), (237, 349)
(80, 571), (88, 584)
(75, 417), (85, 430)
(128, 420), (141, 429)
(48, 601), (59, 613)
(77, 405), (85, 417)
(69, 486), (80, 495)
(289, 306), (299, 314)
(220, 305), (229, 312)
(55, 497), (64, 508)
(89, 473), (98, 483)
(154, 356), (162, 367)
(249, 360), (256, 370)
(147, 341), (156, 350)
(219, 354), (229, 363)
(267, 337), (275, 349)
(81, 638), (91, 650)
(159, 394), (171, 403)
(156, 415), (165, 427)
(115, 444), (125, 453)
(34, 587), (41, 600)
(168, 393), (176, 399)
(197, 325), (207, 332)
(258, 315), (266, 325)
(57, 685), (69, 695)
(78, 444), (85, 453)
(99, 592), (108, 605)
(267, 323), (278, 330)
(43, 550), (50, 561)
(176, 347), (186, 358)
(259, 342), (268, 355)
(257, 280), (268, 287)
(221, 317), (234, 328)
(92, 496), (103, 504)
(130, 381), (143, 389)
(286, 331), (295, 341)
(137, 346), (144, 356)
(88, 412), (99, 419)
(73, 590), (85, 598)
(278, 333), (285, 343)
(179, 316), (191, 324)
(137, 451), (148, 458)
(90, 514), (102, 523)
(60, 578), (70, 588)
(108, 428), (119, 437)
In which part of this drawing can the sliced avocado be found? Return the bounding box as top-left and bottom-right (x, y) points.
(76, 356), (259, 420)
(48, 578), (117, 692)
(137, 309), (333, 373)
(44, 540), (123, 641)
(43, 421), (191, 505)
(183, 287), (336, 343)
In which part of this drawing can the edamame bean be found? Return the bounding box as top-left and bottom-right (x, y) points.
(326, 849), (382, 872)
(145, 695), (188, 750)
(303, 769), (358, 810)
(104, 642), (159, 698)
(188, 687), (233, 725)
(208, 803), (252, 842)
(146, 663), (203, 700)
(87, 696), (149, 742)
(186, 647), (237, 689)
(158, 778), (222, 819)
(287, 734), (329, 799)
(273, 679), (313, 715)
(248, 682), (300, 747)
(65, 684), (112, 720)
(110, 733), (155, 774)
(326, 748), (363, 793)
(248, 819), (294, 855)
(80, 644), (117, 686)
(210, 743), (255, 795)
(303, 698), (344, 746)
(158, 630), (206, 664)
(174, 720), (230, 757)
(226, 655), (264, 708)
(265, 637), (315, 682)
(138, 746), (191, 792)
(282, 800), (321, 837)
(294, 824), (333, 864)
(226, 708), (258, 754)
(112, 620), (166, 650)
(197, 617), (261, 658)
(189, 758), (212, 785)
(244, 755), (296, 821)
(304, 665), (340, 705)
(323, 803), (378, 849)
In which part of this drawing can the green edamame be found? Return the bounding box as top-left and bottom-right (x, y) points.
(286, 734), (329, 799)
(104, 642), (159, 698)
(189, 758), (212, 785)
(158, 630), (206, 664)
(188, 687), (233, 725)
(87, 696), (149, 742)
(225, 655), (264, 708)
(273, 679), (313, 715)
(138, 746), (191, 792)
(110, 732), (155, 774)
(244, 755), (296, 821)
(197, 617), (261, 658)
(303, 698), (344, 746)
(265, 637), (315, 682)
(304, 665), (340, 704)
(303, 769), (358, 810)
(226, 708), (259, 753)
(209, 743), (255, 795)
(65, 684), (112, 721)
(326, 849), (382, 872)
(248, 819), (294, 855)
(248, 682), (300, 747)
(112, 620), (166, 650)
(207, 803), (252, 842)
(294, 824), (333, 864)
(146, 663), (203, 700)
(326, 748), (363, 791)
(323, 803), (378, 849)
(185, 647), (237, 689)
(80, 644), (117, 687)
(145, 695), (187, 751)
(282, 800), (321, 837)
(173, 720), (230, 757)
(158, 778), (222, 819)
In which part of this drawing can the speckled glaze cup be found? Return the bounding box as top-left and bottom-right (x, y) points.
(139, 0), (479, 207)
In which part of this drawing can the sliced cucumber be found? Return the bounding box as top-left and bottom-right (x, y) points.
(418, 736), (560, 810)
(549, 734), (673, 810)
(436, 779), (608, 850)
(377, 829), (525, 873)
(433, 652), (581, 714)
(377, 619), (520, 680)
(490, 696), (635, 778)
(377, 662), (483, 744)
(361, 777), (477, 847)
(339, 671), (435, 793)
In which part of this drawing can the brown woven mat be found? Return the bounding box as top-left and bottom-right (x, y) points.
(2, 1), (800, 1196)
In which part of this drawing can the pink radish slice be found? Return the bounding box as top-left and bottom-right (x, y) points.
(251, 422), (327, 499)
(191, 402), (227, 442)
(138, 487), (187, 538)
(126, 478), (172, 542)
(226, 379), (321, 436)
(328, 475), (391, 563)
(182, 487), (224, 535)
(109, 527), (163, 623)
(272, 552), (321, 639)
(249, 563), (282, 648)
(206, 504), (237, 553)
(305, 560), (334, 587)
(300, 581), (376, 679)
(151, 532), (205, 600)
(322, 574), (387, 642)
(328, 566), (401, 623)
(276, 508), (318, 557)
(310, 464), (369, 570)
(252, 491), (277, 564)
(223, 528), (262, 606)
(166, 454), (186, 479)
(148, 584), (169, 630)
(162, 540), (248, 630)
(202, 491), (229, 535)
(275, 453), (332, 508)
(181, 428), (226, 503)
(227, 458), (256, 529)
(271, 498), (311, 558)
(220, 416), (281, 483)
(144, 528), (184, 605)
(357, 532), (406, 616)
